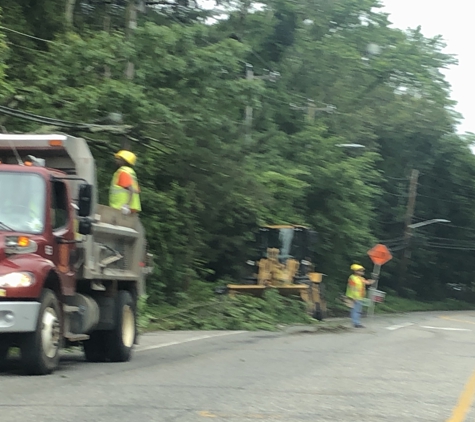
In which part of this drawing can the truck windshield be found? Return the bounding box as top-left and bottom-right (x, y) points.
(0, 172), (46, 234)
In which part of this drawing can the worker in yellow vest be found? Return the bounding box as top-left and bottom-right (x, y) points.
(109, 150), (142, 215)
(346, 264), (374, 328)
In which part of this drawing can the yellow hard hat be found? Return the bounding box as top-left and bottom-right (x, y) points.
(351, 264), (364, 272)
(115, 150), (137, 166)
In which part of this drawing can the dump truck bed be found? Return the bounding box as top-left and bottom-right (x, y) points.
(0, 134), (147, 293)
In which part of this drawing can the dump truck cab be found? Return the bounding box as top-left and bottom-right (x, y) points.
(0, 164), (79, 301)
(0, 134), (152, 375)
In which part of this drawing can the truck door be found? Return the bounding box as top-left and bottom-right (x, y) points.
(50, 180), (76, 292)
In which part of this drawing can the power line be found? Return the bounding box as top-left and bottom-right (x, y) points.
(249, 50), (274, 72)
(385, 176), (409, 181)
(165, 12), (282, 76)
(424, 244), (475, 251)
(5, 41), (45, 54)
(0, 25), (55, 44)
(2, 12), (325, 121)
(378, 233), (406, 242)
(418, 184), (475, 202)
(383, 191), (408, 198)
(410, 217), (475, 234)
(0, 105), (87, 127)
(422, 236), (475, 243)
(387, 244), (406, 252)
(0, 105), (131, 133)
(164, 13), (247, 67)
(417, 193), (475, 204)
(446, 223), (475, 233)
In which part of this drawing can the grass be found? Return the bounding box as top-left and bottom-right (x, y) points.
(374, 294), (475, 314)
(137, 282), (475, 333)
(138, 287), (316, 332)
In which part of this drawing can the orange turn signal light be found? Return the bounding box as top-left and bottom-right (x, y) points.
(49, 140), (63, 147)
(17, 236), (30, 247)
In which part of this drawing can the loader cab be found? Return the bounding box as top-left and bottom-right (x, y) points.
(257, 225), (318, 264)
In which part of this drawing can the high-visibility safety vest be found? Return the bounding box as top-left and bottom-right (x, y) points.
(109, 166), (142, 211)
(346, 274), (365, 300)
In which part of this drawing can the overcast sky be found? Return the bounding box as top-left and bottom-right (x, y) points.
(381, 0), (474, 135)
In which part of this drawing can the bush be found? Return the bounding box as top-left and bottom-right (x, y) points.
(140, 289), (314, 331)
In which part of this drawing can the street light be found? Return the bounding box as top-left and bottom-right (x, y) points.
(408, 219), (450, 229)
(335, 143), (366, 148)
(398, 218), (450, 289)
(399, 218), (450, 285)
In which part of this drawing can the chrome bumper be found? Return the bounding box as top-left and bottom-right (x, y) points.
(0, 302), (41, 333)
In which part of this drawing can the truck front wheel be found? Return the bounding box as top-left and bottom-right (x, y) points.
(21, 289), (62, 375)
(0, 334), (11, 366)
(107, 290), (136, 362)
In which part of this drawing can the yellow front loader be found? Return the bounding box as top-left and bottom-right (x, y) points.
(227, 225), (327, 320)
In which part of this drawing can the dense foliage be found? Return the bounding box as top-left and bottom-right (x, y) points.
(1, 0), (475, 305)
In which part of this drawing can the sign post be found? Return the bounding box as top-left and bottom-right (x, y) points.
(366, 244), (392, 318)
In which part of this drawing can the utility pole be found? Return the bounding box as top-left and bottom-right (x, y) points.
(244, 64), (280, 142)
(245, 63), (253, 143)
(104, 0), (112, 78)
(65, 0), (77, 29)
(307, 99), (316, 123)
(104, 0), (112, 34)
(290, 101), (335, 123)
(125, 0), (138, 80)
(398, 169), (419, 292)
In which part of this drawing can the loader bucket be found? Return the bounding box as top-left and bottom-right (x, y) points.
(273, 285), (309, 297)
(226, 284), (308, 299)
(227, 285), (267, 298)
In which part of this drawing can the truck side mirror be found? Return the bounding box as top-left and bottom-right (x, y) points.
(78, 184), (93, 217)
(78, 219), (92, 235)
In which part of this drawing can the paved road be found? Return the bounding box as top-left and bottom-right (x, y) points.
(1, 311), (475, 422)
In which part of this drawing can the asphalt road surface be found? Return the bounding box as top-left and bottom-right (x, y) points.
(2, 311), (475, 422)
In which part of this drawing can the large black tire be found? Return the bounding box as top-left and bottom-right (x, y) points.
(312, 283), (327, 321)
(20, 289), (62, 375)
(313, 302), (324, 321)
(83, 331), (109, 362)
(107, 290), (136, 363)
(0, 334), (11, 366)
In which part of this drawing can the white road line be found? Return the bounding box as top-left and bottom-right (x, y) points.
(420, 326), (471, 332)
(136, 331), (247, 353)
(386, 323), (414, 331)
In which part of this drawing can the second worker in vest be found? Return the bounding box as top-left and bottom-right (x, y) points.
(109, 150), (142, 215)
(346, 264), (374, 328)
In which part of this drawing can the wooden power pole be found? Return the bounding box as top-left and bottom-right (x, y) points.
(307, 99), (316, 123)
(65, 0), (77, 29)
(244, 64), (280, 141)
(398, 169), (419, 292)
(125, 0), (138, 80)
(245, 63), (253, 142)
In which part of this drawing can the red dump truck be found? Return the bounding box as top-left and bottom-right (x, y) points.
(0, 133), (152, 375)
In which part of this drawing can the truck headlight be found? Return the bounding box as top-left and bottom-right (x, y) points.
(0, 272), (35, 288)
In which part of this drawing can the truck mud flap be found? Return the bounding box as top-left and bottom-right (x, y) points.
(94, 296), (115, 330)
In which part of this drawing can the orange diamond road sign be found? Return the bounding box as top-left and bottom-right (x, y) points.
(367, 244), (393, 266)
